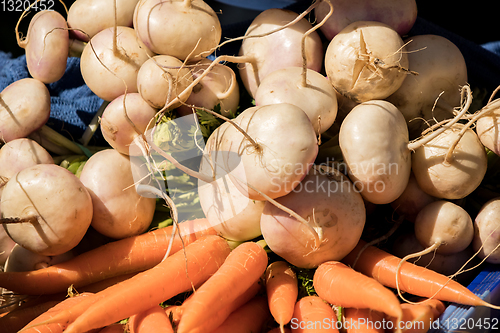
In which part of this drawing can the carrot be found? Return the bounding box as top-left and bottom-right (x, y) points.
(386, 303), (434, 333)
(180, 278), (263, 333)
(177, 241), (268, 333)
(291, 295), (339, 333)
(268, 327), (292, 333)
(20, 293), (100, 333)
(164, 305), (183, 327)
(313, 261), (403, 328)
(265, 261), (298, 333)
(0, 300), (60, 333)
(128, 304), (174, 333)
(343, 308), (385, 333)
(208, 296), (271, 333)
(417, 298), (445, 319)
(23, 235), (231, 333)
(342, 240), (495, 307)
(0, 218), (216, 295)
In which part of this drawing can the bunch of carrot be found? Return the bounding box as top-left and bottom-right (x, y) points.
(2, 216), (498, 333)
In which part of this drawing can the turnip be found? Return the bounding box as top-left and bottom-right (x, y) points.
(472, 197), (500, 264)
(3, 243), (74, 272)
(133, 0), (221, 60)
(238, 8), (324, 97)
(0, 164), (93, 256)
(199, 103), (318, 201)
(390, 172), (436, 223)
(67, 0), (139, 41)
(16, 9), (69, 83)
(176, 59), (240, 118)
(0, 227), (16, 267)
(324, 21), (410, 103)
(254, 67), (338, 135)
(136, 55), (194, 109)
(79, 149), (156, 239)
(0, 78), (51, 143)
(314, 0), (417, 40)
(475, 98), (500, 155)
(386, 35), (468, 138)
(412, 123), (487, 200)
(80, 26), (154, 101)
(414, 200), (474, 255)
(260, 166), (366, 269)
(339, 86), (474, 205)
(100, 93), (158, 155)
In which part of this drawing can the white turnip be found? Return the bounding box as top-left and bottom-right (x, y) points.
(3, 243), (74, 272)
(0, 78), (51, 143)
(411, 123), (487, 200)
(17, 10), (69, 83)
(472, 198), (500, 264)
(100, 93), (158, 155)
(67, 0), (140, 41)
(133, 0), (221, 60)
(79, 149), (156, 239)
(475, 99), (500, 156)
(386, 34), (468, 138)
(238, 8), (323, 97)
(176, 59), (240, 117)
(254, 67), (338, 135)
(1, 164), (93, 256)
(80, 26), (154, 101)
(324, 21), (410, 103)
(200, 103), (318, 201)
(136, 55), (194, 109)
(314, 0), (417, 40)
(260, 166), (366, 269)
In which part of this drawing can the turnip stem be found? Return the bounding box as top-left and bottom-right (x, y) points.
(407, 85), (472, 151)
(80, 101), (109, 146)
(68, 39), (86, 58)
(300, 0), (333, 87)
(37, 125), (87, 155)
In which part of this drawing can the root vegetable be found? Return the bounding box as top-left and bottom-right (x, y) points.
(314, 0), (417, 40)
(0, 164), (93, 256)
(0, 78), (51, 143)
(79, 149), (156, 239)
(411, 123), (487, 200)
(136, 55), (194, 109)
(238, 8), (323, 97)
(476, 99), (500, 155)
(339, 100), (411, 204)
(472, 197), (500, 264)
(100, 93), (158, 155)
(67, 0), (140, 41)
(176, 58), (240, 117)
(19, 10), (69, 83)
(386, 35), (468, 138)
(324, 21), (409, 103)
(291, 295), (339, 333)
(200, 103), (318, 201)
(3, 244), (74, 273)
(260, 167), (366, 269)
(80, 26), (154, 101)
(133, 0), (221, 60)
(254, 67), (338, 134)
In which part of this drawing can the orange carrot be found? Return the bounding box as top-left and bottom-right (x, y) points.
(164, 305), (183, 327)
(386, 303), (434, 333)
(342, 240), (493, 307)
(0, 300), (59, 333)
(313, 261), (403, 325)
(128, 304), (174, 333)
(209, 296), (271, 333)
(20, 293), (100, 333)
(177, 241), (268, 333)
(265, 261), (298, 332)
(268, 327), (292, 333)
(179, 278), (263, 333)
(291, 295), (339, 333)
(23, 235), (231, 333)
(417, 298), (445, 319)
(0, 218), (216, 295)
(344, 308), (385, 333)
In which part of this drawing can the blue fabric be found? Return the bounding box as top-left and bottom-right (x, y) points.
(0, 53), (105, 145)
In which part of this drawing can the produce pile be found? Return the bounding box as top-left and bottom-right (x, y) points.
(2, 0), (500, 332)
